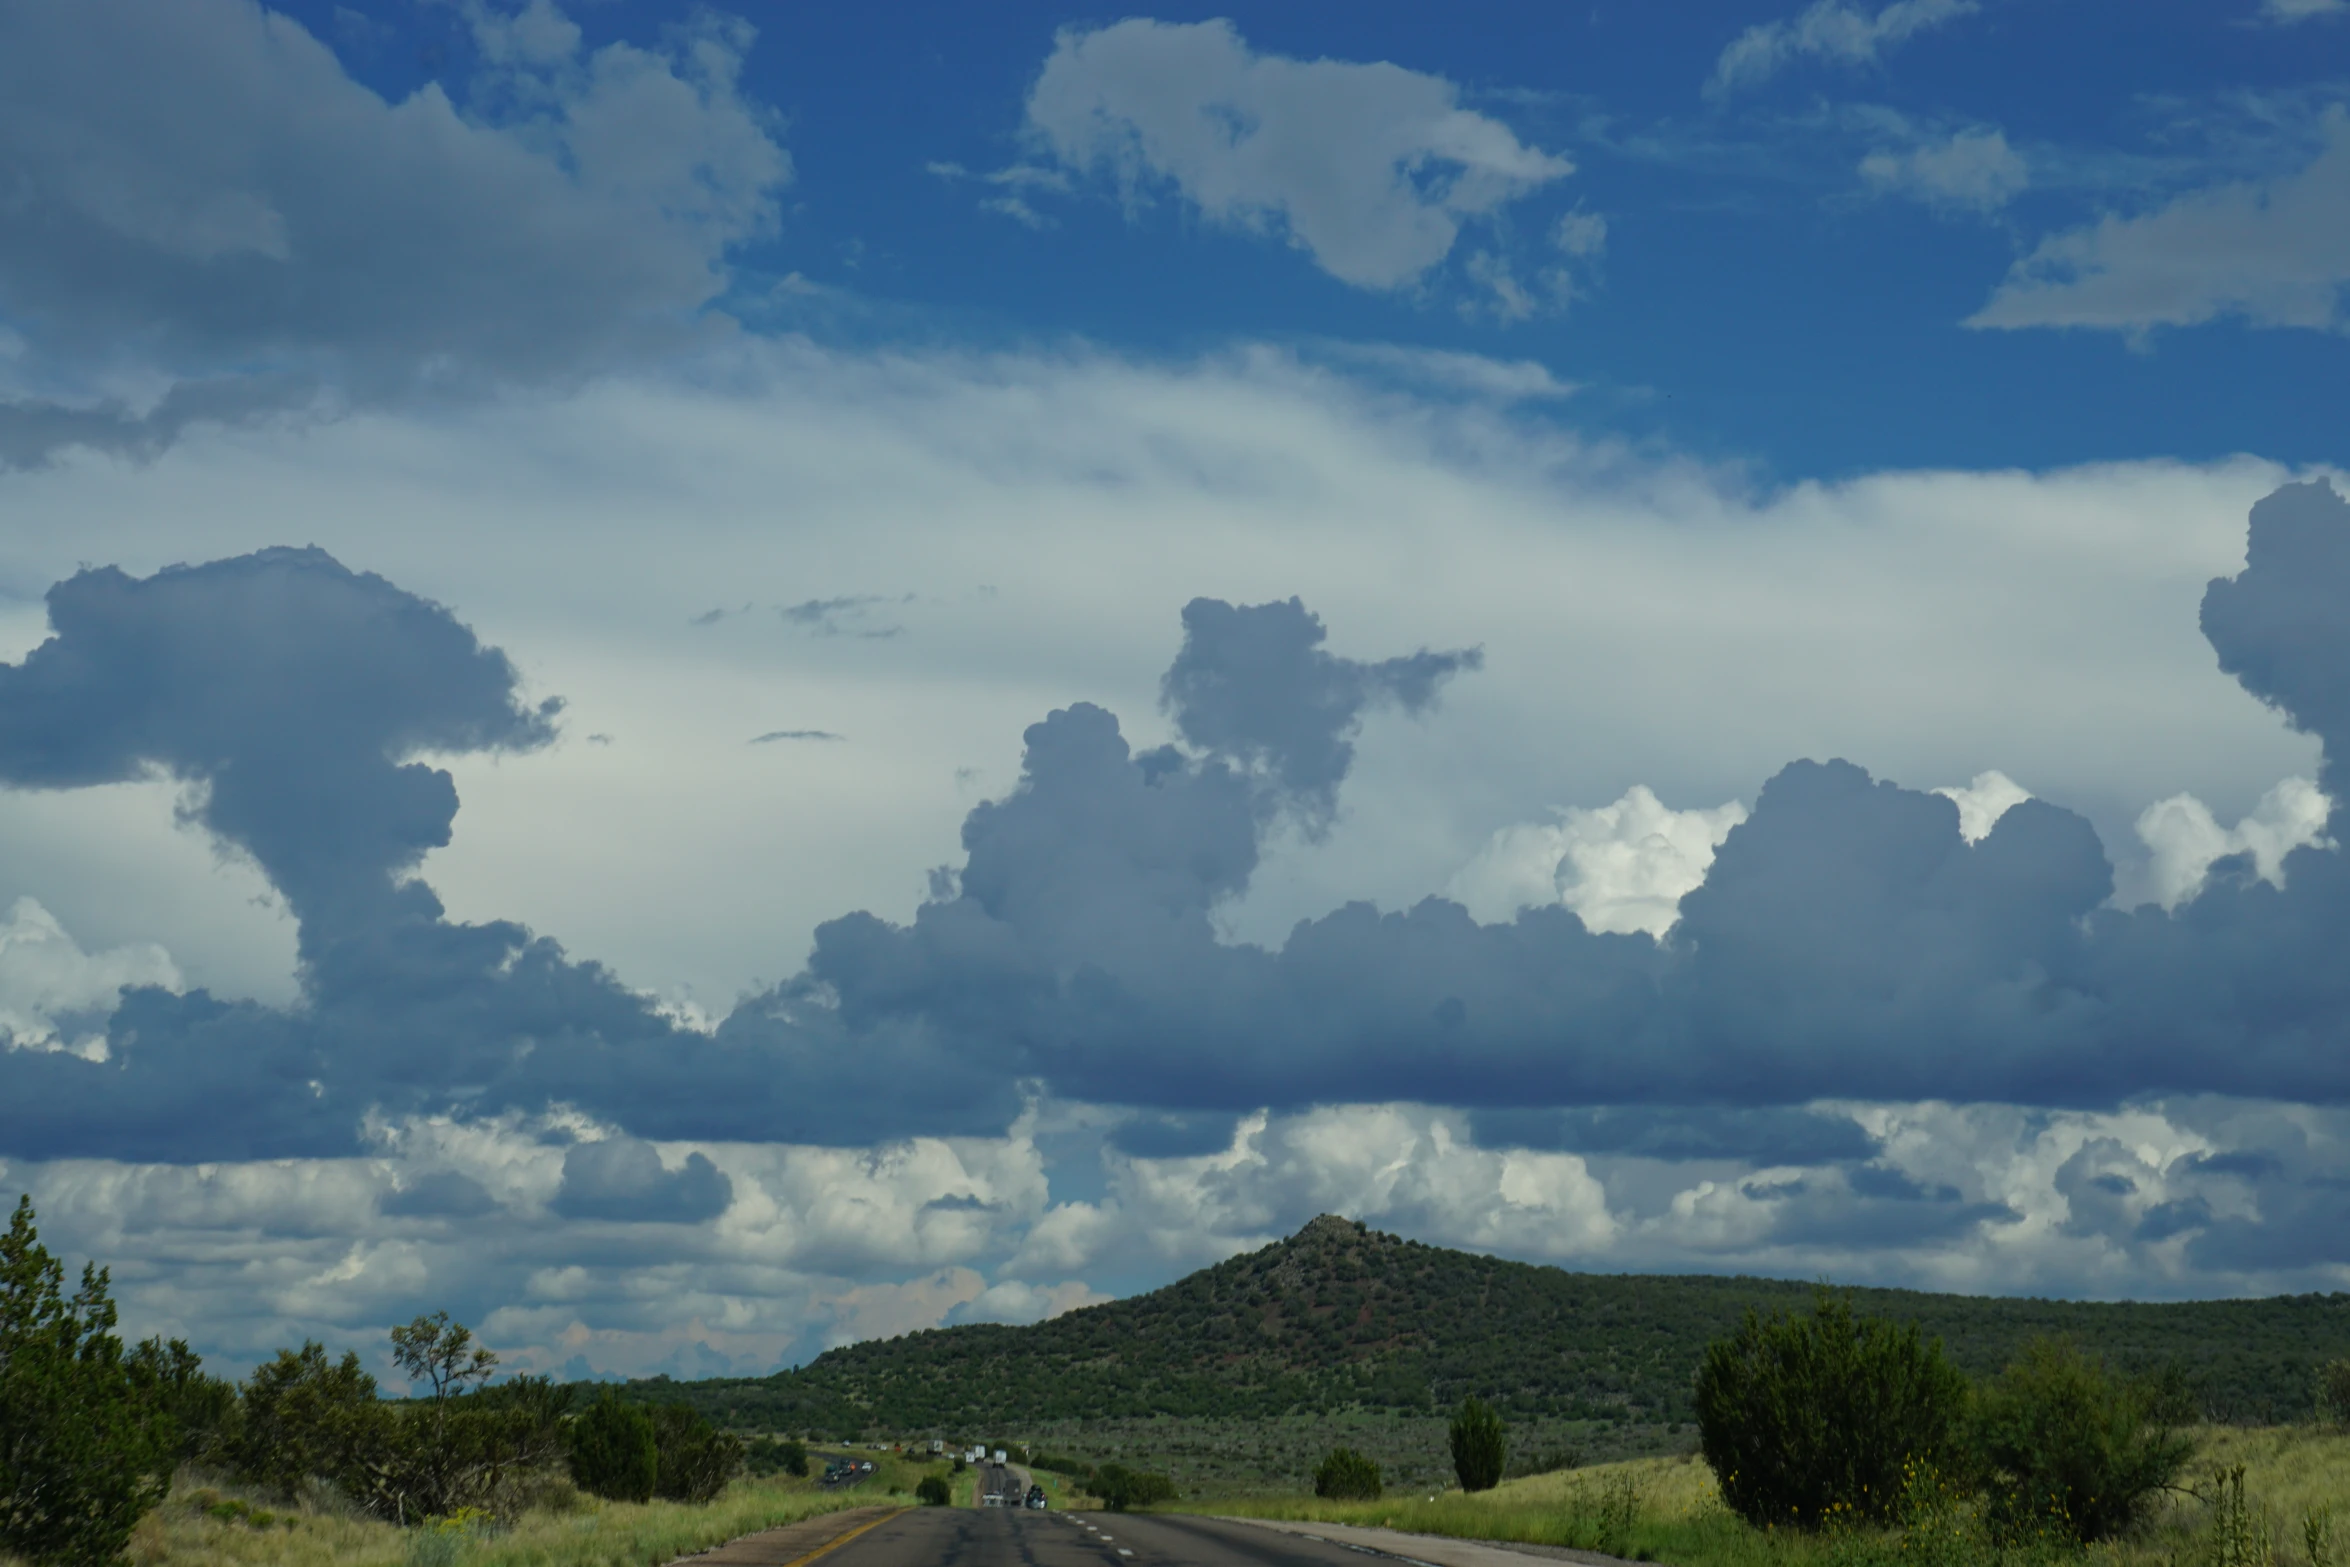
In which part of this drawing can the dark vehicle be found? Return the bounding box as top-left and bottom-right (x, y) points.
(1026, 1484), (1047, 1510)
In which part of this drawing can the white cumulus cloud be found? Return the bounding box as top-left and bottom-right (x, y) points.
(1024, 18), (1571, 290)
(2134, 777), (2333, 908)
(1446, 787), (1748, 935)
(1933, 770), (2032, 843)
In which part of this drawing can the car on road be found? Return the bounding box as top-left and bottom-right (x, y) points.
(1025, 1484), (1047, 1510)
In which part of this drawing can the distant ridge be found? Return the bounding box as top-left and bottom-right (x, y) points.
(631, 1216), (2350, 1434)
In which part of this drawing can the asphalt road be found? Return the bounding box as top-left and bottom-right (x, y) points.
(977, 1463), (1028, 1506)
(815, 1506), (1442, 1567)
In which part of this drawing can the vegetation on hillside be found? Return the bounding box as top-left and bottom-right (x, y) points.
(615, 1215), (2350, 1436)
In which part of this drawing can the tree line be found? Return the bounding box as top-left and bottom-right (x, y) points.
(0, 1197), (749, 1566)
(632, 1218), (2350, 1435)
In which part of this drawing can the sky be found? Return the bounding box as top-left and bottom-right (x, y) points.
(2, 0), (2349, 1390)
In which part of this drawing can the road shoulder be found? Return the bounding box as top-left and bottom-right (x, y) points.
(1208, 1515), (1643, 1567)
(676, 1503), (903, 1566)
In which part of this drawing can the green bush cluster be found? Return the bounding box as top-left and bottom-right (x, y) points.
(916, 1474), (953, 1505)
(1694, 1292), (2196, 1545)
(214, 1313), (574, 1524)
(563, 1390), (741, 1504)
(1313, 1445), (1383, 1500)
(1695, 1292), (1970, 1530)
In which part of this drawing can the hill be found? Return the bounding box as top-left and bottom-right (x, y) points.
(628, 1215), (2350, 1436)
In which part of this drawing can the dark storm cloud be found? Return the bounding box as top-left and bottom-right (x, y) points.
(1470, 1105), (1880, 1163)
(0, 547), (556, 936)
(1161, 595), (1480, 819)
(2202, 482), (2350, 799)
(11, 485), (2350, 1180)
(551, 1138), (732, 1224)
(0, 547), (909, 1159)
(0, 0), (788, 465)
(800, 482), (2350, 1117)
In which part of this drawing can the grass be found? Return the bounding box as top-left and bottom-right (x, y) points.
(1014, 1413), (1685, 1498)
(0, 1471), (889, 1567)
(1189, 1426), (2350, 1567)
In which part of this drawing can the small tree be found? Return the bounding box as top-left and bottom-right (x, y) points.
(569, 1392), (658, 1503)
(0, 1195), (173, 1567)
(916, 1474), (952, 1505)
(1693, 1292), (1968, 1530)
(1314, 1446), (1383, 1500)
(1449, 1396), (1507, 1493)
(1970, 1337), (2194, 1543)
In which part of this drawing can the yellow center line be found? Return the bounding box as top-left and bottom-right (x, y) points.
(768, 1507), (908, 1567)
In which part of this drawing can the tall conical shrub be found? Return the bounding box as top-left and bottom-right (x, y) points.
(1449, 1396), (1507, 1493)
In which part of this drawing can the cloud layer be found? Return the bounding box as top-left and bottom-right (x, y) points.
(8, 483), (2350, 1175)
(0, 0), (787, 462)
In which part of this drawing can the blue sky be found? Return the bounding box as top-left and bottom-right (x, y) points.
(266, 0), (2350, 478)
(2, 0), (2349, 1388)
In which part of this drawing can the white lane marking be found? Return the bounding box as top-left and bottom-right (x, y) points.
(1118, 1552), (1133, 1558)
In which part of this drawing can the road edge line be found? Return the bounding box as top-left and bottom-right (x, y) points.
(754, 1506), (909, 1567)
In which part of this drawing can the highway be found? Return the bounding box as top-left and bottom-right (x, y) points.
(798, 1506), (1463, 1567)
(976, 1460), (1030, 1506)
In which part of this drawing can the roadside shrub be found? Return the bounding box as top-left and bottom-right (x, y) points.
(651, 1402), (742, 1503)
(1314, 1446), (1382, 1500)
(1970, 1336), (2194, 1543)
(2319, 1360), (2350, 1429)
(224, 1340), (388, 1500)
(1090, 1462), (1176, 1511)
(569, 1392), (658, 1503)
(0, 1194), (174, 1567)
(1693, 1291), (1969, 1530)
(917, 1474), (953, 1506)
(1449, 1395), (1507, 1493)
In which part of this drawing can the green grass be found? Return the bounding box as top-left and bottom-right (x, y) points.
(1191, 1427), (2350, 1567)
(1007, 1412), (1683, 1498)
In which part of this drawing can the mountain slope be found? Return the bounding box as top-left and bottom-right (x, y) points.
(639, 1216), (2350, 1433)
